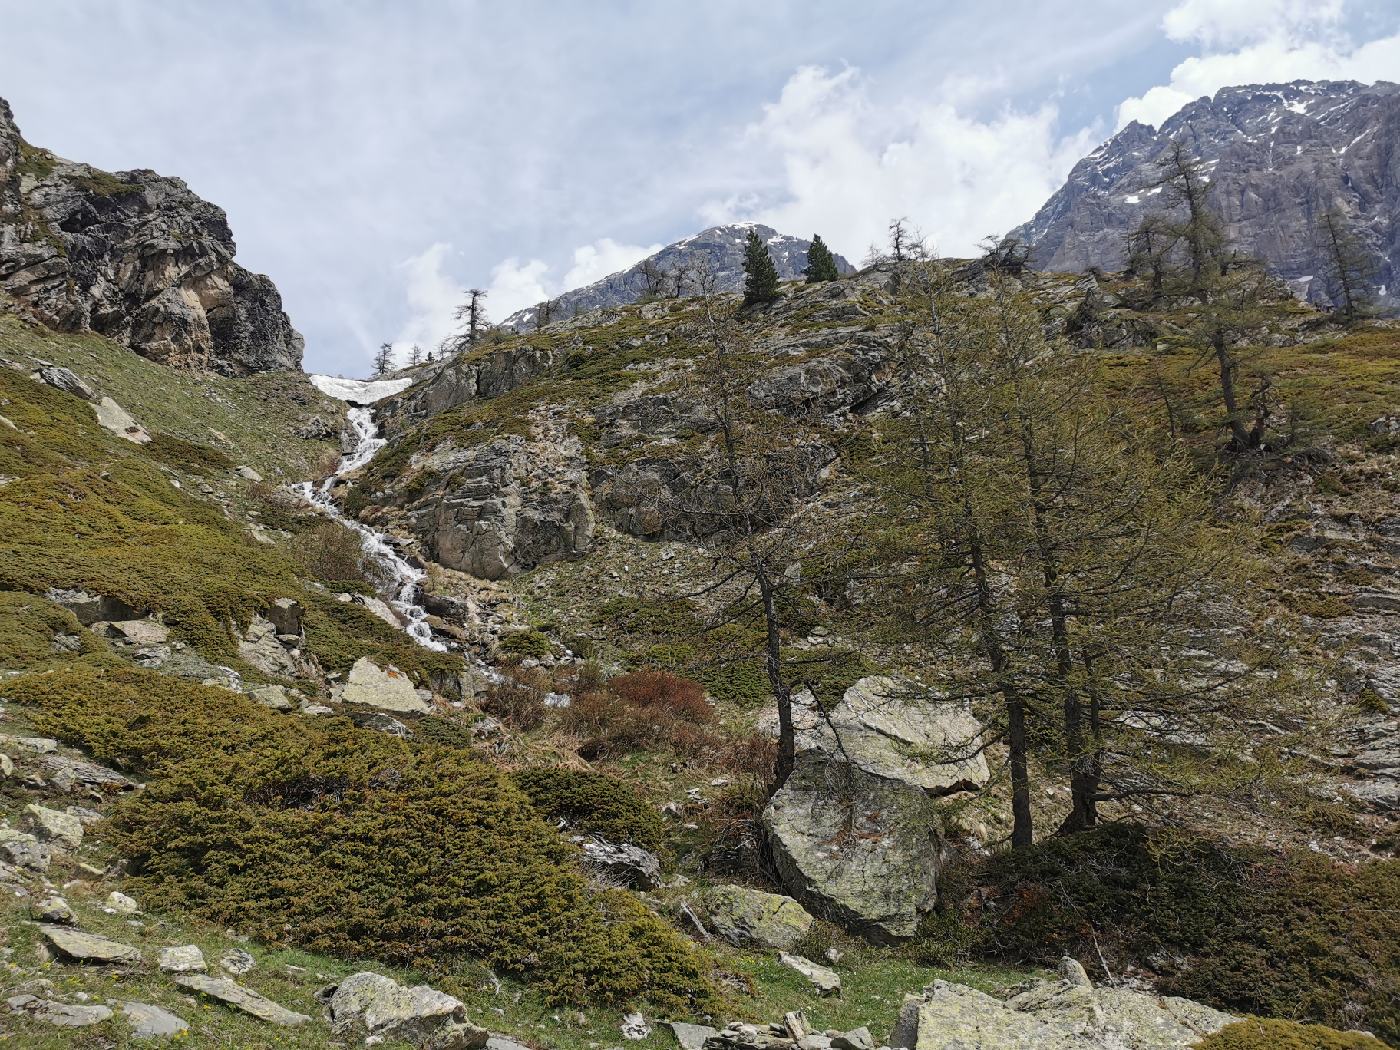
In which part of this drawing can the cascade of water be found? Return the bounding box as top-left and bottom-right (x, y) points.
(293, 405), (446, 652)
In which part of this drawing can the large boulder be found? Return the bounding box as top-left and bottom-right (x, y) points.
(336, 657), (431, 714)
(700, 884), (814, 950)
(762, 755), (945, 940)
(320, 971), (488, 1049)
(889, 959), (1236, 1049)
(801, 677), (990, 796)
(39, 925), (141, 965)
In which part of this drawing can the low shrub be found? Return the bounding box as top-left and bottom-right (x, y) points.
(480, 664), (552, 730)
(1196, 1019), (1386, 1049)
(562, 668), (713, 758)
(510, 766), (664, 850)
(961, 825), (1399, 1042)
(2, 666), (715, 1012)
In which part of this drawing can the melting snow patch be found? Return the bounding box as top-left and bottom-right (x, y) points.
(309, 374), (415, 405)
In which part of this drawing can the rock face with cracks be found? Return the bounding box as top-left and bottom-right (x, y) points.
(0, 96), (302, 374)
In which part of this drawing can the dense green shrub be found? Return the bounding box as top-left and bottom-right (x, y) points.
(963, 825), (1399, 1043)
(510, 766), (665, 851)
(1196, 1019), (1386, 1049)
(4, 667), (714, 1011)
(0, 591), (112, 672)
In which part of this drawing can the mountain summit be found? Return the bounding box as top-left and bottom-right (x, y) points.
(502, 223), (854, 330)
(1013, 80), (1400, 311)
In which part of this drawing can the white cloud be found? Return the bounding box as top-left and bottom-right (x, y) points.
(1118, 0), (1399, 127)
(563, 239), (662, 289)
(388, 242), (464, 364)
(1161, 0), (1343, 47)
(706, 65), (1098, 261)
(385, 237), (663, 362)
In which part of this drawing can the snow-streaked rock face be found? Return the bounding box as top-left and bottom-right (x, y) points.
(1013, 80), (1400, 313)
(309, 373), (415, 405)
(502, 223), (853, 330)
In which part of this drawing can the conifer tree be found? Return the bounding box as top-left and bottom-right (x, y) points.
(868, 262), (1313, 846)
(743, 229), (781, 306)
(1314, 205), (1376, 323)
(408, 343), (423, 367)
(373, 342), (393, 376)
(804, 234), (840, 283)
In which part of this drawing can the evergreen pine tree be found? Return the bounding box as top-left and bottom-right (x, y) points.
(804, 234), (840, 283)
(743, 230), (780, 305)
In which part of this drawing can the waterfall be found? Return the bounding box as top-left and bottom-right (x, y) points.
(293, 404), (446, 652)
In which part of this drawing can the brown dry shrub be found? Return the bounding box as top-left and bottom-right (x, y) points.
(482, 664), (553, 731)
(562, 668), (714, 759)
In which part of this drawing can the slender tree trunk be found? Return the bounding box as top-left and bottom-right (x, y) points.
(1212, 329), (1253, 451)
(966, 521), (1033, 847)
(759, 568), (796, 789)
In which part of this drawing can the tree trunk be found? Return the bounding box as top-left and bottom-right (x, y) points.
(759, 569), (795, 790)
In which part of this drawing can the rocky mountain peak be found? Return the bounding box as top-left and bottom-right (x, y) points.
(1013, 79), (1400, 311)
(502, 222), (853, 330)
(0, 96), (303, 375)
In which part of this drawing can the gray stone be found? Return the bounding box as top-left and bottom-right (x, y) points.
(121, 1000), (189, 1039)
(0, 829), (52, 872)
(106, 890), (140, 914)
(888, 968), (1236, 1049)
(158, 944), (207, 973)
(238, 615), (300, 678)
(236, 465), (264, 482)
(219, 947), (255, 975)
(763, 755), (944, 940)
(701, 884), (814, 950)
(7, 993), (113, 1027)
(321, 970), (488, 1048)
(36, 752), (134, 794)
(39, 924), (142, 965)
(32, 895), (74, 924)
(798, 677), (990, 795)
(23, 803), (83, 848)
(265, 596), (304, 636)
(93, 396), (151, 443)
(336, 657), (431, 714)
(248, 684), (295, 711)
(36, 365), (97, 401)
(778, 953), (841, 996)
(831, 1028), (873, 1050)
(172, 974), (311, 1026)
(107, 618), (170, 645)
(45, 587), (140, 626)
(486, 1038), (535, 1050)
(578, 837), (662, 890)
(667, 1020), (720, 1049)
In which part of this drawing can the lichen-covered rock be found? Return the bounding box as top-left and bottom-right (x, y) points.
(762, 755), (944, 940)
(39, 925), (142, 965)
(798, 677), (990, 796)
(158, 944), (207, 973)
(6, 994), (112, 1027)
(121, 1000), (190, 1039)
(577, 837), (661, 890)
(173, 974), (311, 1026)
(0, 96), (303, 375)
(701, 884), (815, 950)
(23, 803), (84, 848)
(336, 657), (431, 714)
(889, 960), (1236, 1049)
(778, 952), (841, 996)
(320, 971), (488, 1048)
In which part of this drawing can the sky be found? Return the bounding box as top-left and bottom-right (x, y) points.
(3, 0), (1398, 375)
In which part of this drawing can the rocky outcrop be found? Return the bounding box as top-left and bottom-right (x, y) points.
(394, 428), (595, 581)
(377, 344), (560, 438)
(1013, 80), (1400, 313)
(502, 224), (854, 331)
(890, 958), (1236, 1049)
(0, 96), (302, 374)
